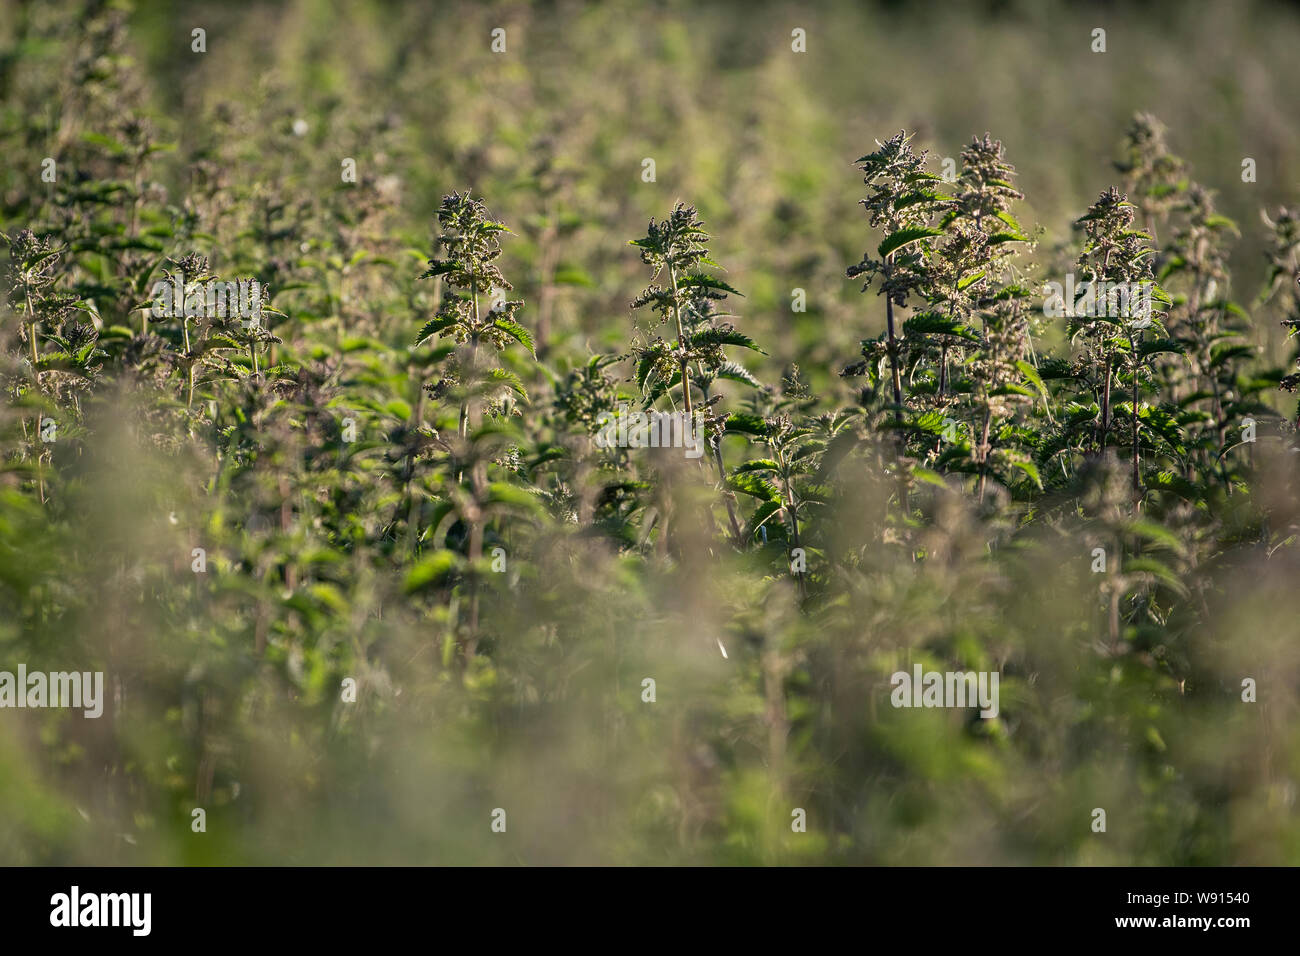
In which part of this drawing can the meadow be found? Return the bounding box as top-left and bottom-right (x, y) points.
(2, 0), (1300, 865)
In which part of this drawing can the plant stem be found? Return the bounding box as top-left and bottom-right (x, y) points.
(883, 255), (903, 420)
(25, 285), (44, 503)
(667, 261), (692, 417)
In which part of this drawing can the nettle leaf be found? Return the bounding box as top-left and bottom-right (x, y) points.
(905, 312), (980, 342)
(487, 367), (528, 399)
(715, 360), (761, 388)
(689, 328), (765, 352)
(636, 347), (670, 391)
(80, 131), (129, 155)
(1148, 470), (1201, 501)
(1009, 459), (1042, 489)
(1122, 518), (1187, 555)
(1210, 343), (1254, 368)
(1204, 214), (1239, 233)
(1016, 360), (1049, 399)
(990, 284), (1034, 302)
(734, 458), (779, 474)
(995, 210), (1025, 233)
(419, 260), (458, 279)
(745, 500), (785, 541)
(195, 335), (243, 355)
(404, 550), (462, 592)
(724, 413), (769, 437)
(486, 482), (543, 512)
(1139, 338), (1184, 359)
(910, 465), (948, 488)
(1124, 556), (1190, 598)
(878, 226), (944, 259)
(553, 266), (594, 286)
(907, 410), (948, 437)
(680, 274), (745, 297)
(896, 189), (951, 210)
(416, 316), (459, 346)
(727, 472), (781, 502)
(493, 318), (535, 355)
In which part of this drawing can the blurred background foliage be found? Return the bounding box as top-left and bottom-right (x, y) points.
(1, 0), (1299, 864)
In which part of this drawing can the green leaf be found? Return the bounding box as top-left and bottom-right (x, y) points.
(1123, 556), (1189, 597)
(553, 266), (594, 286)
(689, 327), (765, 352)
(679, 274), (744, 297)
(727, 473), (781, 501)
(895, 189), (950, 210)
(724, 413), (769, 437)
(416, 316), (459, 346)
(486, 482), (542, 512)
(715, 360), (761, 388)
(904, 312), (980, 342)
(493, 318), (535, 355)
(1009, 459), (1041, 489)
(404, 550), (462, 592)
(733, 458), (779, 474)
(910, 465), (948, 488)
(879, 226), (944, 259)
(487, 367), (528, 399)
(1122, 517), (1186, 555)
(1016, 360), (1049, 402)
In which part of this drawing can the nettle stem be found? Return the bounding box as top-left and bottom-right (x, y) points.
(883, 255), (903, 420)
(784, 466), (806, 598)
(667, 262), (692, 417)
(977, 405), (993, 503)
(463, 254), (485, 659)
(1130, 337), (1142, 496)
(702, 380), (743, 543)
(184, 319), (195, 408)
(24, 285), (44, 503)
(404, 383), (427, 557)
(459, 258), (483, 441)
(1099, 353), (1113, 452)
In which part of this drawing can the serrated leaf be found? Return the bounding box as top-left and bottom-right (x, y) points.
(879, 226), (943, 259)
(493, 318), (534, 355)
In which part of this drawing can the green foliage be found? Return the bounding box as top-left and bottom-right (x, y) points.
(1, 0), (1300, 868)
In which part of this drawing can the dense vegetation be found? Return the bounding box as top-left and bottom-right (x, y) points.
(3, 0), (1300, 865)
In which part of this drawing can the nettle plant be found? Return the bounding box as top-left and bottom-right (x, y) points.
(843, 132), (1043, 501)
(417, 190), (533, 443)
(411, 191), (537, 659)
(1261, 205), (1300, 409)
(1115, 114), (1262, 481)
(4, 229), (94, 501)
(1069, 186), (1173, 493)
(845, 131), (945, 422)
(629, 202), (763, 543)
